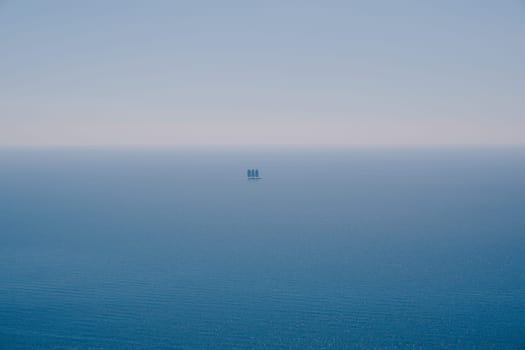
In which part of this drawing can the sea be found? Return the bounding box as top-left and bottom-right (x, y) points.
(1, 147), (524, 350)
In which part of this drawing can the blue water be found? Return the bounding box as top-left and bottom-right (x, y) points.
(1, 147), (524, 349)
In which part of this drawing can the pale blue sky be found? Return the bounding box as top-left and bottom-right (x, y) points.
(1, 0), (524, 145)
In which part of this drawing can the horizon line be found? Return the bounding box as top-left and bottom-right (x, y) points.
(1, 143), (524, 149)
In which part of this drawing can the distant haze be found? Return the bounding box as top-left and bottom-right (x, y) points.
(1, 1), (524, 146)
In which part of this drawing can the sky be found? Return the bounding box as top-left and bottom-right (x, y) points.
(0, 0), (524, 146)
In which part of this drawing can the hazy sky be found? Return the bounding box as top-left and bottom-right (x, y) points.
(1, 0), (524, 145)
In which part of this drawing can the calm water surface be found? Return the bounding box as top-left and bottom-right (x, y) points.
(1, 147), (524, 349)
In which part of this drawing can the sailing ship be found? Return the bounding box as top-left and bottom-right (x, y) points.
(247, 169), (261, 179)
